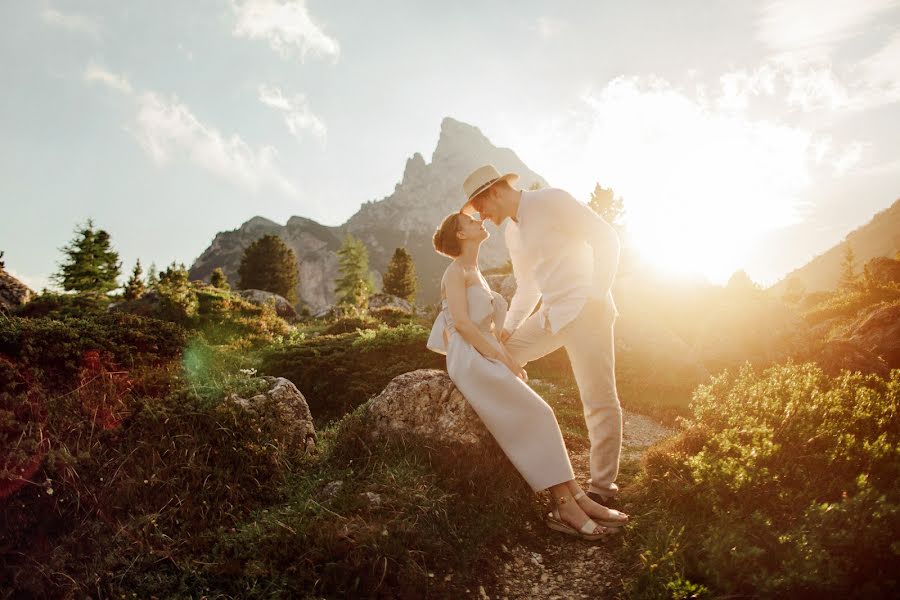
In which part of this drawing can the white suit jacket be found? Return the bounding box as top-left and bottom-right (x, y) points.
(502, 187), (620, 336)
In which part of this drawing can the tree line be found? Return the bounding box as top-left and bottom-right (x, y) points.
(21, 218), (419, 309)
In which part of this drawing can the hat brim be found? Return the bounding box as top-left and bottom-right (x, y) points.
(459, 172), (519, 215)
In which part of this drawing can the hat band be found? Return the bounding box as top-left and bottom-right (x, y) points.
(468, 176), (501, 200)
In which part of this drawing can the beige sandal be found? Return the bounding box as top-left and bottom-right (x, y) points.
(573, 489), (629, 528)
(545, 493), (609, 541)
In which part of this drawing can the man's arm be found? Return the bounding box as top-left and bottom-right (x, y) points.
(548, 189), (620, 297)
(502, 223), (541, 337)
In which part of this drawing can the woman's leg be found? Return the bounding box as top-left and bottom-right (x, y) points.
(565, 480), (629, 524)
(548, 480), (606, 535)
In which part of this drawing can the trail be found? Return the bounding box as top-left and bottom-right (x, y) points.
(483, 409), (673, 600)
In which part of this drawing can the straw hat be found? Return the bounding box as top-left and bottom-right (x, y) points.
(459, 164), (519, 215)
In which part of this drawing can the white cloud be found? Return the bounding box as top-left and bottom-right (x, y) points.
(757, 0), (898, 56)
(231, 0), (340, 62)
(83, 63), (134, 95)
(40, 7), (100, 38)
(258, 84), (326, 143)
(130, 91), (297, 196)
(856, 33), (900, 106)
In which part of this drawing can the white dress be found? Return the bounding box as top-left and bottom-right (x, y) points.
(426, 282), (575, 492)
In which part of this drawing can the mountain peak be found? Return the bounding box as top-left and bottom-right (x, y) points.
(432, 116), (493, 163)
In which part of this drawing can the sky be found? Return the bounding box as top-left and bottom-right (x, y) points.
(2, 0), (899, 290)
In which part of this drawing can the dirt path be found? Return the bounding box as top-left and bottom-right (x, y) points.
(483, 408), (673, 600)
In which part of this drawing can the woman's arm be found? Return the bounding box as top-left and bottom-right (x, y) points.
(445, 265), (527, 380)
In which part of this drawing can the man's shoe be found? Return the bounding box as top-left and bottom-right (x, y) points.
(587, 490), (619, 509)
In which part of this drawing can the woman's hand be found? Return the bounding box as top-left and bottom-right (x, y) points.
(499, 351), (528, 382)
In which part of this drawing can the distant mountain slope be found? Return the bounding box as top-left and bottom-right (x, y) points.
(771, 198), (900, 294)
(189, 117), (547, 311)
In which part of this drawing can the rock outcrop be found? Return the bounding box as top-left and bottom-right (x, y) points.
(367, 292), (413, 313)
(225, 376), (318, 454)
(365, 369), (492, 447)
(0, 269), (34, 311)
(238, 289), (299, 321)
(847, 303), (900, 368)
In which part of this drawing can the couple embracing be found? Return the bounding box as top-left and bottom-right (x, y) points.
(426, 164), (628, 540)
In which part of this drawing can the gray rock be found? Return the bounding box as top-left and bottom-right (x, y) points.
(367, 292), (413, 313)
(366, 369), (492, 447)
(0, 268), (34, 311)
(238, 289), (299, 321)
(225, 376), (317, 455)
(321, 480), (344, 497)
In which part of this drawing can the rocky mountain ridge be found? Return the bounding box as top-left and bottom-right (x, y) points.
(189, 117), (547, 311)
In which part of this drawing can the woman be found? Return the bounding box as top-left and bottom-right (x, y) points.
(426, 211), (629, 540)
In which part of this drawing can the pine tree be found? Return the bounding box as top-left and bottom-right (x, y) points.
(727, 269), (760, 293)
(588, 183), (625, 231)
(838, 242), (858, 291)
(382, 247), (417, 302)
(156, 261), (198, 321)
(237, 234), (300, 303)
(123, 259), (146, 300)
(146, 262), (159, 288)
(51, 218), (121, 294)
(210, 267), (230, 290)
(335, 233), (374, 308)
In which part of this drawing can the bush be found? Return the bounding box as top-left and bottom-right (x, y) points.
(0, 362), (309, 598)
(13, 291), (111, 319)
(321, 314), (379, 335)
(259, 324), (444, 425)
(624, 362), (900, 598)
(369, 306), (417, 327)
(0, 313), (187, 389)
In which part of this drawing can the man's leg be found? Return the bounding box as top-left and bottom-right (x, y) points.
(504, 310), (565, 367)
(562, 299), (622, 499)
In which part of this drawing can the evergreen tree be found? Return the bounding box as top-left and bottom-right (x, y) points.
(146, 262), (159, 288)
(727, 269), (760, 293)
(335, 233), (374, 308)
(51, 218), (121, 294)
(838, 242), (858, 291)
(157, 261), (198, 321)
(588, 183), (625, 231)
(382, 247), (417, 302)
(237, 234), (299, 303)
(210, 267), (230, 290)
(123, 259), (146, 300)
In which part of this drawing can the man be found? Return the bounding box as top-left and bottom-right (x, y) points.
(460, 164), (623, 506)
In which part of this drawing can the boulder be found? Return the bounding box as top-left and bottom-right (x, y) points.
(847, 303), (900, 368)
(0, 269), (34, 311)
(367, 292), (413, 313)
(865, 256), (900, 286)
(224, 376), (317, 454)
(238, 289), (299, 322)
(808, 339), (890, 378)
(365, 369), (492, 447)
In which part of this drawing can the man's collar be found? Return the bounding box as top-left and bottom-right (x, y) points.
(511, 189), (527, 224)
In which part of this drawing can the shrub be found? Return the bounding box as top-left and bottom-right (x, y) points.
(13, 291), (111, 319)
(0, 313), (186, 389)
(624, 362), (900, 598)
(259, 324), (444, 425)
(321, 314), (379, 335)
(369, 306), (417, 327)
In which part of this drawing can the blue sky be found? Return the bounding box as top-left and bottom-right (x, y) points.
(2, 0), (899, 289)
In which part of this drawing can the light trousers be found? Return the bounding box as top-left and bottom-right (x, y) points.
(504, 297), (622, 497)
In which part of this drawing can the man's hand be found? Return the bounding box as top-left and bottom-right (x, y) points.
(500, 328), (513, 343)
